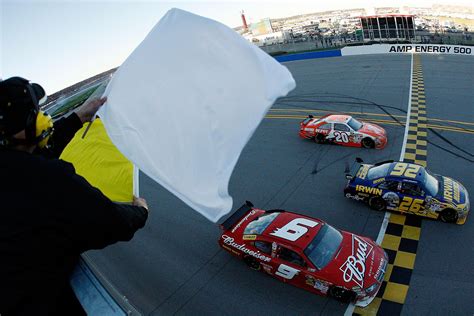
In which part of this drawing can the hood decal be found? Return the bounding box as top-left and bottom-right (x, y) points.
(442, 177), (461, 204)
(360, 123), (384, 136)
(339, 235), (373, 288)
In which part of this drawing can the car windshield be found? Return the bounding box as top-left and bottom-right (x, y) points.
(347, 117), (363, 131)
(367, 164), (391, 180)
(304, 224), (343, 270)
(243, 212), (279, 235)
(424, 171), (439, 196)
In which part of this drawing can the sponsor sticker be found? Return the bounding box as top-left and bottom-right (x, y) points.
(345, 193), (365, 201)
(221, 235), (271, 262)
(356, 185), (382, 196)
(339, 235), (374, 288)
(243, 234), (257, 240)
(305, 276), (329, 293)
(443, 178), (460, 203)
(373, 178), (385, 184)
(261, 263), (273, 274)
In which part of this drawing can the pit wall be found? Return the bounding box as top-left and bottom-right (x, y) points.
(274, 44), (473, 62)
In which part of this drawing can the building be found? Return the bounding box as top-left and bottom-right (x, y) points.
(360, 14), (416, 41)
(249, 18), (274, 36)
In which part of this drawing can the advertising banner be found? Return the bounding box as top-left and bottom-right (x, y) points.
(341, 44), (473, 56)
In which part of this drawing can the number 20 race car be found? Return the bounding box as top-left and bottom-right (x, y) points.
(299, 114), (387, 149)
(219, 202), (388, 307)
(344, 159), (470, 224)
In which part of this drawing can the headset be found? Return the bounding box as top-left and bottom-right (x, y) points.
(24, 80), (54, 148)
(0, 77), (53, 148)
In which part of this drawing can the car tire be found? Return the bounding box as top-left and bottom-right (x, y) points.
(244, 256), (261, 271)
(314, 133), (325, 143)
(328, 286), (356, 303)
(369, 196), (386, 211)
(361, 137), (375, 149)
(439, 208), (458, 223)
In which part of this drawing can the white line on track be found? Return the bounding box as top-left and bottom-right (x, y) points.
(399, 53), (415, 164)
(344, 53), (414, 316)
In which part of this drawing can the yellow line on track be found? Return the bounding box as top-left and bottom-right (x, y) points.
(269, 108), (474, 126)
(264, 115), (474, 134)
(428, 118), (474, 126)
(269, 108), (407, 119)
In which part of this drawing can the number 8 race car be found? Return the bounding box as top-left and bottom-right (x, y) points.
(299, 114), (387, 149)
(219, 201), (388, 307)
(344, 159), (470, 224)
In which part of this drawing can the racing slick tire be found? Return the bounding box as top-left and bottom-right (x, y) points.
(361, 137), (375, 149)
(439, 208), (458, 223)
(328, 286), (356, 303)
(244, 256), (261, 271)
(369, 196), (386, 211)
(314, 133), (325, 144)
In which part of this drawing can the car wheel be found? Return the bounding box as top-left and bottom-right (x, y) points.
(439, 208), (458, 223)
(314, 133), (325, 143)
(329, 286), (356, 303)
(369, 196), (386, 211)
(244, 256), (261, 271)
(361, 137), (375, 149)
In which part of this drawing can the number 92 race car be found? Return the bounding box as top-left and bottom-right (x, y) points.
(219, 201), (388, 307)
(344, 159), (470, 224)
(299, 114), (387, 149)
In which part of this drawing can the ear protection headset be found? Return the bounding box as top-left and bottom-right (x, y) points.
(23, 80), (53, 148)
(0, 77), (53, 148)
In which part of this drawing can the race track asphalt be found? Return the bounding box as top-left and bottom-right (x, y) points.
(86, 54), (473, 315)
(402, 55), (474, 315)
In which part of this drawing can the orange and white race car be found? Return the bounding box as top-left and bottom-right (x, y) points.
(299, 114), (387, 149)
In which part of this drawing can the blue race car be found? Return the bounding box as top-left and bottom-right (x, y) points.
(344, 159), (470, 225)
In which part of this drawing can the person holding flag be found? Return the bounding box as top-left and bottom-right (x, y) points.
(0, 77), (149, 315)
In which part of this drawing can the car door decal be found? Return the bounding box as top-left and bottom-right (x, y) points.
(333, 131), (349, 143)
(398, 196), (424, 213)
(276, 264), (300, 279)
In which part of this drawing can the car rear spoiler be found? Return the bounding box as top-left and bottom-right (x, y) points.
(318, 113), (332, 121)
(345, 158), (394, 180)
(302, 113), (333, 123)
(374, 160), (394, 166)
(345, 157), (364, 180)
(219, 201), (254, 231)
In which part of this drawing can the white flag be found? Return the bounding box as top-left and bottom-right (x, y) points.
(100, 8), (295, 222)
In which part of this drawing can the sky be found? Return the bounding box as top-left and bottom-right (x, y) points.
(1, 0), (472, 94)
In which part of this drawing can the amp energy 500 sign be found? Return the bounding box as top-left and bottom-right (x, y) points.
(341, 44), (473, 56)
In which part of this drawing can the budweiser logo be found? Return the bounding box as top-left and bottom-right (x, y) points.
(221, 235), (271, 262)
(339, 235), (373, 288)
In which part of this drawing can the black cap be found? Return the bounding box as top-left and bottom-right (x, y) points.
(0, 77), (47, 137)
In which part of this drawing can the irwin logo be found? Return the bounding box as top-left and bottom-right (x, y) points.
(443, 178), (460, 203)
(356, 185), (382, 196)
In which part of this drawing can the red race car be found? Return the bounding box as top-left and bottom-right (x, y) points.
(219, 202), (388, 307)
(299, 114), (387, 149)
